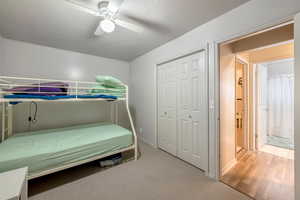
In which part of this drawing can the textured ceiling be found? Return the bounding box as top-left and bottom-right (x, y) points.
(0, 0), (249, 61)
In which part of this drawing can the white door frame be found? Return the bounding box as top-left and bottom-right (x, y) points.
(212, 18), (295, 180)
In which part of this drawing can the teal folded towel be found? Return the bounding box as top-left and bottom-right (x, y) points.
(91, 76), (126, 98)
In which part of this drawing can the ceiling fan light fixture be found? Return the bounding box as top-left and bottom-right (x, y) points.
(100, 19), (115, 33)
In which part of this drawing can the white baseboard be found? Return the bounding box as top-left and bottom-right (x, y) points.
(221, 158), (237, 176)
(138, 137), (156, 148)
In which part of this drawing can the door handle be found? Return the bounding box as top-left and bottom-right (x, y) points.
(188, 115), (192, 119)
(164, 112), (167, 115)
(240, 118), (243, 129)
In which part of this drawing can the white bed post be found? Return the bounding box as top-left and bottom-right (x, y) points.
(1, 102), (12, 142)
(115, 102), (119, 125)
(7, 104), (13, 137)
(125, 85), (138, 160)
(1, 102), (6, 142)
(75, 81), (78, 98)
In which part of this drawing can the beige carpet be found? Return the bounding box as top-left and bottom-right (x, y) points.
(29, 142), (251, 200)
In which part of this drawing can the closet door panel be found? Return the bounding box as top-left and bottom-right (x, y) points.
(177, 58), (192, 161)
(189, 53), (208, 170)
(178, 116), (192, 159)
(179, 62), (190, 111)
(157, 66), (168, 152)
(165, 80), (177, 155)
(157, 63), (177, 156)
(191, 121), (201, 162)
(177, 51), (208, 171)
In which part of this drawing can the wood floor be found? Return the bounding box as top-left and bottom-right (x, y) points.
(221, 151), (294, 200)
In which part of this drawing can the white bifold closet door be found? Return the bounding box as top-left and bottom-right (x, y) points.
(157, 51), (208, 171)
(177, 52), (208, 170)
(157, 61), (178, 156)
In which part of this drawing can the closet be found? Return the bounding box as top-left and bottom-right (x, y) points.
(157, 51), (208, 171)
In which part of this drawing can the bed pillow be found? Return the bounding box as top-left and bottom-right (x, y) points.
(95, 76), (123, 88)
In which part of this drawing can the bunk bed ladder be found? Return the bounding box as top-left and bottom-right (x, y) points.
(1, 103), (4, 142)
(125, 85), (138, 161)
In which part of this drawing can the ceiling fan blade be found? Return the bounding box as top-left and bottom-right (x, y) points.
(115, 19), (143, 33)
(94, 22), (105, 36)
(108, 0), (125, 13)
(65, 0), (100, 16)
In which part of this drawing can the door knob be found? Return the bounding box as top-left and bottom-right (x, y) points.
(189, 115), (192, 119)
(164, 112), (167, 115)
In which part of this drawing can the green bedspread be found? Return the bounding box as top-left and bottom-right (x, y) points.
(0, 123), (133, 176)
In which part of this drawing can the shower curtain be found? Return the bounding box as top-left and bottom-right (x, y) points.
(268, 74), (294, 144)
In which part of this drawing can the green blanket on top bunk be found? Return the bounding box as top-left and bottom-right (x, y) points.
(90, 76), (126, 98)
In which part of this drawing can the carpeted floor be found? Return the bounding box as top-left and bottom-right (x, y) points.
(28, 142), (251, 200)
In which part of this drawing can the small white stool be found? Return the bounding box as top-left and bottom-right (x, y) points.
(0, 167), (28, 200)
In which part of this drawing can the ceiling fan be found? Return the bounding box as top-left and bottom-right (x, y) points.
(65, 0), (143, 35)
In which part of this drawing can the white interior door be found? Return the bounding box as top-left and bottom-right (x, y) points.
(177, 56), (192, 161)
(157, 62), (177, 156)
(177, 51), (208, 171)
(256, 64), (268, 150)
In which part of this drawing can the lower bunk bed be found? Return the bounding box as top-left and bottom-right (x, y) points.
(0, 122), (134, 179)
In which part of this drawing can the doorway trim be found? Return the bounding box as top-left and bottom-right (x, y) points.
(210, 18), (295, 180)
(253, 57), (295, 151)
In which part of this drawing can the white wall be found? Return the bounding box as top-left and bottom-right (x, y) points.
(267, 58), (294, 77)
(0, 34), (3, 69)
(1, 38), (129, 82)
(294, 13), (300, 200)
(130, 0), (300, 178)
(0, 38), (130, 133)
(0, 35), (3, 136)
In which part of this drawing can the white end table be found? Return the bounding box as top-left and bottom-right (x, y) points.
(0, 167), (28, 200)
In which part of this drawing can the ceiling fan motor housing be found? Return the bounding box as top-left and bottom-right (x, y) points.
(98, 1), (113, 18)
(98, 1), (109, 9)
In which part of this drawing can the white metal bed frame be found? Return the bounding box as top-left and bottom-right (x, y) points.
(0, 76), (138, 180)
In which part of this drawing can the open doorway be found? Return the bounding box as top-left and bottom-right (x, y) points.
(255, 58), (294, 156)
(219, 23), (295, 200)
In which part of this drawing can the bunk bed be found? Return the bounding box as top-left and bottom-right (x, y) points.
(0, 76), (138, 180)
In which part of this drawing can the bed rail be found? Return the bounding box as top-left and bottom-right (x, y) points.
(0, 103), (12, 143)
(0, 76), (126, 102)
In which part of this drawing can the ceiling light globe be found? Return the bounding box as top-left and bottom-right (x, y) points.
(100, 19), (115, 33)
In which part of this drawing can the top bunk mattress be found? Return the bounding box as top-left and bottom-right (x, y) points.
(0, 123), (133, 176)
